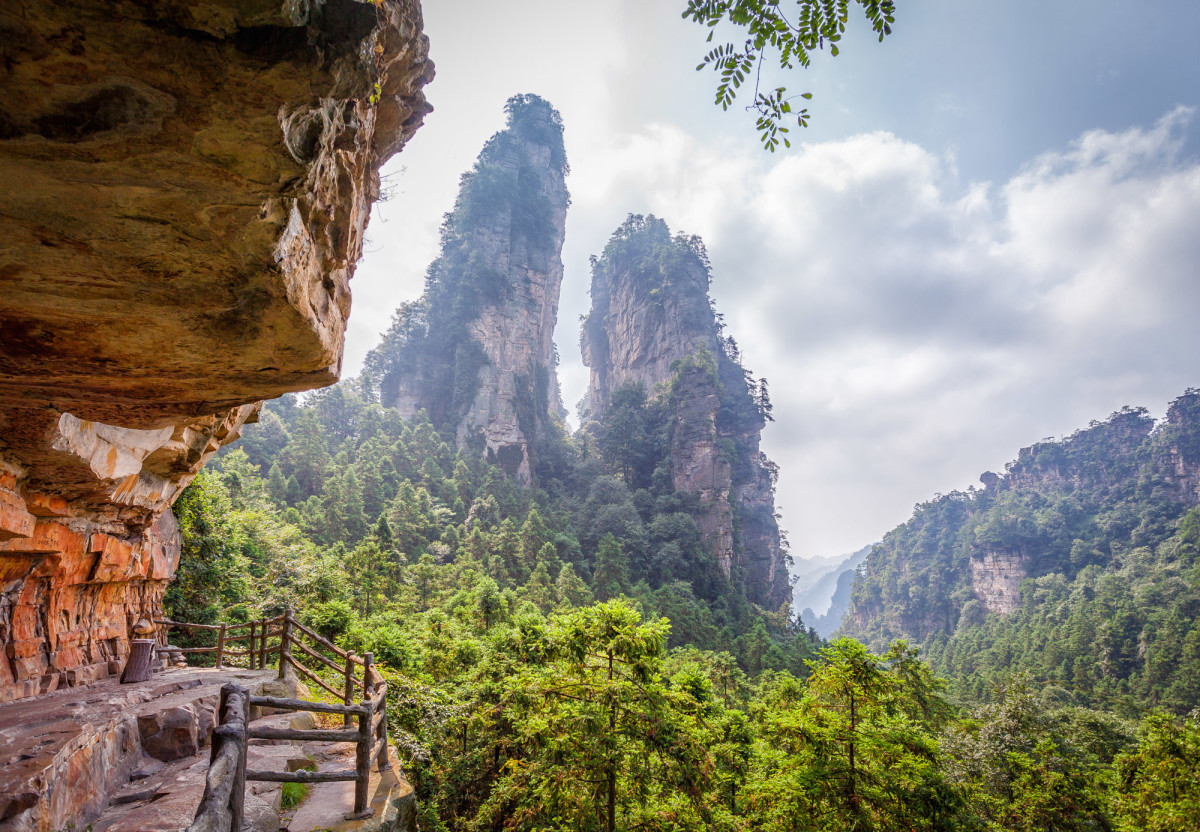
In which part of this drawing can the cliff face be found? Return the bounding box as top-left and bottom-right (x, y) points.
(582, 216), (791, 609)
(368, 95), (569, 483)
(0, 0), (432, 701)
(968, 546), (1030, 614)
(1165, 391), (1200, 504)
(582, 227), (718, 418)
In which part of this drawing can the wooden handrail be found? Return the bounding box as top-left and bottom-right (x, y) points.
(248, 726), (360, 743)
(288, 656), (346, 701)
(291, 618), (363, 663)
(159, 611), (372, 691)
(246, 769), (358, 783)
(157, 617), (281, 632)
(248, 693), (369, 717)
(156, 619), (223, 631)
(290, 635), (345, 674)
(186, 684), (248, 832)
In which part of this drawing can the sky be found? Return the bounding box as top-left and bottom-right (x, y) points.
(347, 0), (1200, 562)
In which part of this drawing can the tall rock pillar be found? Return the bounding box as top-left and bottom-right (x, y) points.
(581, 215), (792, 609)
(368, 95), (570, 483)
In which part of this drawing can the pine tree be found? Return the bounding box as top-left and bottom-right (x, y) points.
(536, 541), (562, 578)
(284, 474), (302, 506)
(267, 462), (288, 506)
(555, 562), (594, 608)
(520, 507), (550, 569)
(342, 468), (368, 543)
(284, 410), (332, 498)
(360, 458), (387, 521)
(525, 561), (555, 612)
(593, 534), (630, 600)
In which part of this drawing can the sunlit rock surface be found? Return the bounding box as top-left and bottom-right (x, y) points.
(0, 0), (432, 701)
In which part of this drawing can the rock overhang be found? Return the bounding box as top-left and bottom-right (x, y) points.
(0, 0), (432, 700)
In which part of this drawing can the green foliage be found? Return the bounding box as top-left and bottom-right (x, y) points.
(280, 780), (311, 810)
(846, 393), (1200, 714)
(166, 451), (1192, 831)
(683, 0), (897, 149)
(942, 677), (1122, 832)
(1110, 710), (1200, 831)
(744, 638), (965, 831)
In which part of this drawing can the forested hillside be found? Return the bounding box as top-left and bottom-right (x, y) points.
(844, 392), (1200, 712)
(168, 425), (1200, 830)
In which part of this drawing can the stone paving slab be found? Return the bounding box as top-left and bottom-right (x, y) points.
(0, 667), (278, 832)
(286, 745), (414, 832)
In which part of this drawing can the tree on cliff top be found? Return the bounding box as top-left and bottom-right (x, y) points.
(684, 0), (897, 150)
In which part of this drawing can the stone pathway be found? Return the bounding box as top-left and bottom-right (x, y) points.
(0, 666), (280, 832)
(285, 743), (414, 832)
(0, 665), (414, 832)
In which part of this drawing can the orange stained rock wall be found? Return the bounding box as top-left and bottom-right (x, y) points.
(0, 477), (180, 703)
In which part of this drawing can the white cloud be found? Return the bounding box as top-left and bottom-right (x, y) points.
(558, 108), (1200, 560)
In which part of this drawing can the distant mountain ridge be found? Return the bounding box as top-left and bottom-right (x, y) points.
(793, 544), (872, 637)
(842, 391), (1200, 710)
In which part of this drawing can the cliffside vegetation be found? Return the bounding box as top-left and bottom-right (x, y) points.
(168, 424), (1200, 831)
(844, 392), (1200, 715)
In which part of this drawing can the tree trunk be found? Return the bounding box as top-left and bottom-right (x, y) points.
(121, 638), (155, 683)
(607, 648), (616, 832)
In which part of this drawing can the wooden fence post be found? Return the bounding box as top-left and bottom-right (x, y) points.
(259, 617), (268, 669)
(248, 621), (257, 669)
(353, 696), (373, 818)
(363, 653), (389, 772)
(343, 653), (357, 728)
(278, 608), (293, 681)
(215, 623), (227, 670)
(232, 685), (248, 827)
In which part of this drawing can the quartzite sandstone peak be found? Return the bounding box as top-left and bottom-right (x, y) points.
(366, 94), (569, 484)
(582, 215), (791, 609)
(0, 0), (432, 701)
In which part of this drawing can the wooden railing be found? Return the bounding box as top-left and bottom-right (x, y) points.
(167, 610), (391, 830)
(154, 614), (284, 672)
(156, 609), (384, 728)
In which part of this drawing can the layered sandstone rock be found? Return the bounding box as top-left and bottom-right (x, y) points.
(582, 216), (791, 609)
(1165, 392), (1200, 504)
(0, 0), (432, 701)
(370, 95), (569, 483)
(968, 546), (1030, 614)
